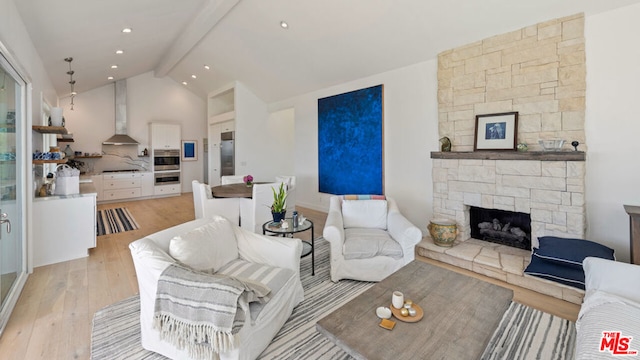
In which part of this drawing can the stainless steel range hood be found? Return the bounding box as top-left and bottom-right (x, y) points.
(103, 80), (139, 145)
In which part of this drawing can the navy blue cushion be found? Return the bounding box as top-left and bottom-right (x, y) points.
(524, 254), (585, 290)
(534, 236), (615, 268)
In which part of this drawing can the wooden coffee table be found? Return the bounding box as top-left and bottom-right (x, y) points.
(316, 261), (513, 360)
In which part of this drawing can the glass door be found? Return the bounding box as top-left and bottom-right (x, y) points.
(0, 51), (26, 334)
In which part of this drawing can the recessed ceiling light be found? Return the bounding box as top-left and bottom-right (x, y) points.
(115, 50), (124, 54)
(191, 75), (197, 79)
(107, 76), (114, 80)
(111, 65), (118, 69)
(182, 81), (188, 85)
(280, 21), (289, 29)
(122, 28), (132, 33)
(204, 65), (210, 70)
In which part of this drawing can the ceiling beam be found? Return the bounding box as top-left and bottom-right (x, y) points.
(154, 0), (240, 77)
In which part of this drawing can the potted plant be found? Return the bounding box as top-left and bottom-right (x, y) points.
(271, 183), (288, 223)
(243, 174), (253, 187)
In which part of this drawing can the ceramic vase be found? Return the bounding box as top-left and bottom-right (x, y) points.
(51, 107), (64, 127)
(428, 219), (458, 247)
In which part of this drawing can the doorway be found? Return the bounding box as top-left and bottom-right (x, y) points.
(0, 48), (28, 336)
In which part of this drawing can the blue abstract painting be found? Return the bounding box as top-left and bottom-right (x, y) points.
(318, 85), (384, 195)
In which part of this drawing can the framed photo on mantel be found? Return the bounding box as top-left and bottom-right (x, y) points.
(474, 112), (518, 151)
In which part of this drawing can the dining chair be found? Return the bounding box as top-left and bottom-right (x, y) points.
(221, 175), (246, 185)
(275, 175), (296, 215)
(192, 180), (240, 225)
(240, 182), (283, 233)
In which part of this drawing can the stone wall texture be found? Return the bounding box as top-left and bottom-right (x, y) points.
(432, 159), (586, 246)
(438, 13), (586, 151)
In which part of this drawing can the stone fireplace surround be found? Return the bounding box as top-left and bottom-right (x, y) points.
(418, 13), (589, 304)
(417, 151), (586, 304)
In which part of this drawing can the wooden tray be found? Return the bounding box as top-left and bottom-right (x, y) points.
(390, 303), (424, 323)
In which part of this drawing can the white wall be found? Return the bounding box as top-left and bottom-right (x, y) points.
(64, 71), (207, 192)
(270, 60), (438, 232)
(585, 4), (640, 262)
(0, 0), (57, 113)
(234, 82), (294, 181)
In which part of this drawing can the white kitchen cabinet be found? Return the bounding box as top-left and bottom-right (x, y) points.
(207, 120), (234, 186)
(33, 193), (97, 267)
(220, 120), (235, 133)
(208, 123), (221, 186)
(103, 188), (141, 201)
(91, 174), (103, 202)
(140, 172), (154, 197)
(154, 184), (180, 196)
(150, 123), (181, 149)
(102, 173), (143, 201)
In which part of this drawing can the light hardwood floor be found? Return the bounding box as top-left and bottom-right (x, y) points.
(0, 194), (580, 359)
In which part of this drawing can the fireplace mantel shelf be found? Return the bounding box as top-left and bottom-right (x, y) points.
(431, 151), (585, 161)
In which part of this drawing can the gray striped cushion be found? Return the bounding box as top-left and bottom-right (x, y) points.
(217, 259), (295, 321)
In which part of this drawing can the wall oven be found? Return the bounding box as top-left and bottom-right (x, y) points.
(154, 171), (180, 185)
(154, 149), (180, 171)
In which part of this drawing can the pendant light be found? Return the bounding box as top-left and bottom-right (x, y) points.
(65, 57), (76, 110)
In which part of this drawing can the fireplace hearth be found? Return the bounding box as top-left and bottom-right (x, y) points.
(470, 207), (531, 250)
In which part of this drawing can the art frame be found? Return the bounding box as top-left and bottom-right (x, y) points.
(474, 112), (518, 151)
(181, 140), (197, 161)
(317, 84), (384, 195)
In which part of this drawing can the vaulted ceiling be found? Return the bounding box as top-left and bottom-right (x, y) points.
(14, 0), (640, 103)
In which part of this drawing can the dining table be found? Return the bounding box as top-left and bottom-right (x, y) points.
(211, 182), (263, 198)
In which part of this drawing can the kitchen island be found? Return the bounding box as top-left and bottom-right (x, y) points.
(32, 182), (97, 267)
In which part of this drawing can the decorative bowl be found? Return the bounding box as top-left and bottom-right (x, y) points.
(538, 139), (565, 151)
(376, 306), (392, 319)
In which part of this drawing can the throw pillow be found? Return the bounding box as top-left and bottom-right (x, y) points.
(524, 253), (585, 290)
(169, 217), (238, 272)
(534, 236), (615, 268)
(342, 200), (388, 229)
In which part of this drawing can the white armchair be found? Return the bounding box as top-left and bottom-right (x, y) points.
(129, 217), (305, 360)
(323, 196), (422, 282)
(192, 180), (240, 225)
(221, 175), (246, 185)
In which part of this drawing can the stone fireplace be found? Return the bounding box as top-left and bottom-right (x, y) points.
(432, 154), (586, 247)
(417, 13), (588, 304)
(417, 153), (587, 304)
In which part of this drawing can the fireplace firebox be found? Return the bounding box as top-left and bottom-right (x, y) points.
(470, 207), (531, 250)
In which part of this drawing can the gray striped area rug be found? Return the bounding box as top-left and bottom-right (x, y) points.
(91, 240), (576, 359)
(96, 207), (139, 236)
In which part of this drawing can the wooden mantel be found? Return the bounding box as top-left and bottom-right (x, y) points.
(431, 151), (585, 161)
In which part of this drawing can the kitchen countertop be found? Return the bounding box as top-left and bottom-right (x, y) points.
(34, 182), (97, 201)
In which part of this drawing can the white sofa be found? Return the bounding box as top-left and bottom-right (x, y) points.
(575, 257), (640, 358)
(323, 196), (422, 282)
(129, 217), (305, 360)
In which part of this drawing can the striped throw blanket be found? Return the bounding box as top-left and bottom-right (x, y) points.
(153, 264), (271, 360)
